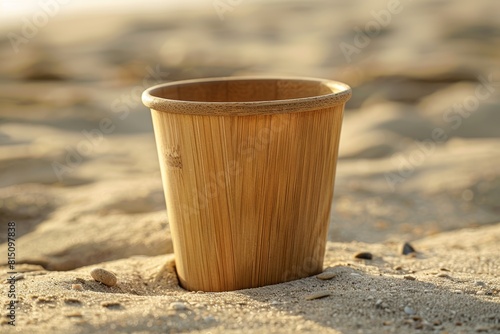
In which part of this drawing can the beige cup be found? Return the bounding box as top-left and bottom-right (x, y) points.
(142, 76), (351, 291)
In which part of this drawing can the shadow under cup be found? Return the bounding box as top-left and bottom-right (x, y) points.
(142, 77), (351, 292)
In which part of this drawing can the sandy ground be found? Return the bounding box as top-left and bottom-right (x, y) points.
(0, 0), (499, 332)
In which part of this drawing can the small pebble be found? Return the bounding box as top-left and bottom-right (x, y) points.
(13, 274), (25, 281)
(440, 267), (450, 272)
(304, 291), (331, 300)
(316, 272), (337, 280)
(402, 242), (416, 255)
(451, 289), (463, 294)
(375, 299), (388, 309)
(354, 252), (373, 260)
(71, 284), (83, 291)
(6, 274), (25, 282)
(475, 281), (486, 287)
(404, 275), (416, 281)
(394, 265), (403, 271)
(350, 273), (361, 277)
(404, 306), (416, 315)
(90, 268), (117, 287)
(170, 302), (189, 310)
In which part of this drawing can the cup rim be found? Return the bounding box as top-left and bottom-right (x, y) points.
(142, 76), (352, 116)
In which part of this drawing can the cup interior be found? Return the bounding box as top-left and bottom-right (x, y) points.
(148, 78), (346, 103)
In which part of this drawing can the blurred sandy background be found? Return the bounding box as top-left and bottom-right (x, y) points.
(0, 0), (499, 333)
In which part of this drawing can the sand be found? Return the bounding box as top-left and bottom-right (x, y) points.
(1, 0), (499, 332)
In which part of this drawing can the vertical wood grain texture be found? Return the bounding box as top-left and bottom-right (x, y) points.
(146, 78), (350, 291)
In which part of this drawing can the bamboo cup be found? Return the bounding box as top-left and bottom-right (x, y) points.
(142, 77), (351, 292)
